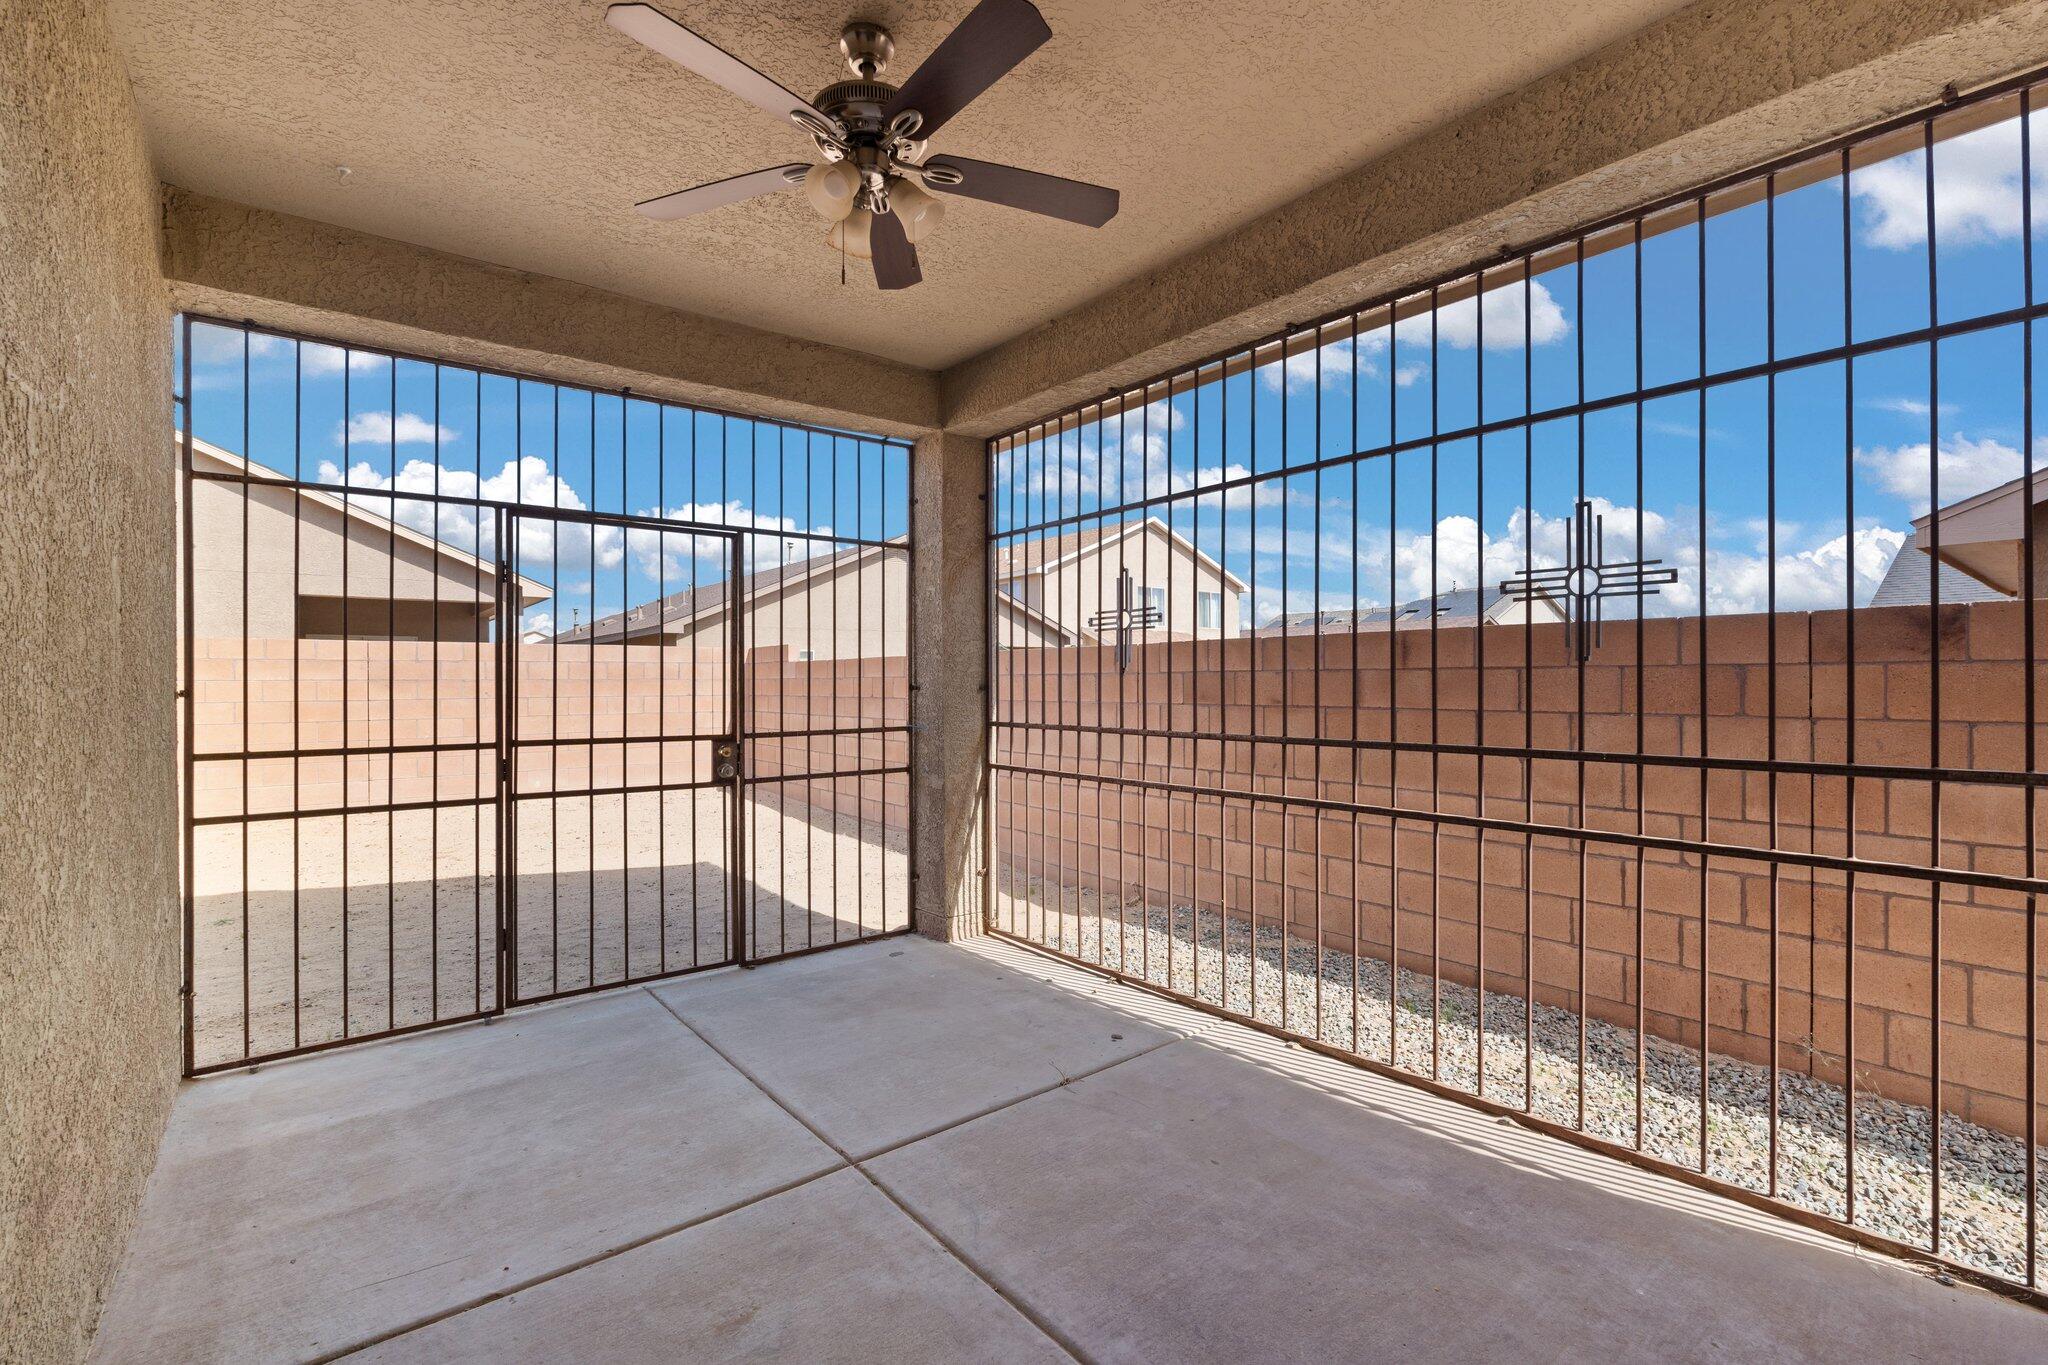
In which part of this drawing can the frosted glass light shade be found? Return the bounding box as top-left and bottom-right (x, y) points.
(824, 207), (873, 260)
(891, 177), (946, 244)
(803, 161), (859, 221)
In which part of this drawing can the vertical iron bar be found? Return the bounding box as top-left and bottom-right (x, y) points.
(1634, 216), (1647, 1152)
(386, 357), (397, 1032)
(292, 341), (304, 1050)
(1477, 278), (1488, 1098)
(730, 528), (747, 966)
(430, 362), (441, 1020)
(180, 318), (197, 1075)
(1522, 261), (1535, 1112)
(1314, 325), (1326, 1044)
(1924, 116), (1945, 1253)
(1844, 140), (1861, 1227)
(1431, 284), (1443, 1082)
(586, 399), (596, 988)
(2022, 82), (2040, 1290)
(658, 403), (668, 975)
(1697, 191), (1712, 1175)
(1766, 170), (1783, 1196)
(475, 367), (485, 1013)
(342, 348), (352, 1040)
(240, 330), (251, 1061)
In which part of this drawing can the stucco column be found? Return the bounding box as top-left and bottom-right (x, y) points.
(909, 430), (988, 940)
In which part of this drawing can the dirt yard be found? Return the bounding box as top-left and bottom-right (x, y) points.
(189, 788), (908, 1069)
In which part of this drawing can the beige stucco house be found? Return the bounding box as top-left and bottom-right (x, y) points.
(185, 435), (550, 640)
(557, 538), (1076, 658)
(1898, 468), (2048, 599)
(994, 516), (1246, 644)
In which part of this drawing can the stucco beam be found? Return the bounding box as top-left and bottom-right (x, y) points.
(160, 188), (939, 438)
(938, 0), (2048, 438)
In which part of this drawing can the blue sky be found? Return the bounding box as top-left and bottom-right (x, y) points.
(182, 104), (2048, 635)
(179, 326), (909, 638)
(995, 105), (2048, 627)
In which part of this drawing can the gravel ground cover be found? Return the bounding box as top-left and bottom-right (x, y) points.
(997, 880), (2047, 1283)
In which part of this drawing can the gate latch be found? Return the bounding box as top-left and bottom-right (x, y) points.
(714, 738), (741, 782)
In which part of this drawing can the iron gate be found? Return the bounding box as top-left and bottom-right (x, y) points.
(179, 316), (912, 1074)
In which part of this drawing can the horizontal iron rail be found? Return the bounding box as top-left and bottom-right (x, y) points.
(185, 1005), (499, 1077)
(182, 310), (917, 453)
(506, 954), (734, 1009)
(992, 717), (2048, 789)
(991, 67), (2048, 450)
(743, 763), (909, 786)
(995, 298), (2048, 541)
(989, 761), (2048, 897)
(187, 466), (901, 549)
(747, 925), (914, 969)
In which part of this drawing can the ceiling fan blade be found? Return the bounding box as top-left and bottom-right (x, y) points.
(870, 210), (922, 290)
(635, 164), (810, 221)
(922, 156), (1118, 227)
(883, 0), (1050, 141)
(607, 4), (826, 130)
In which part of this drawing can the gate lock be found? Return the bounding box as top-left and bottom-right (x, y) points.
(714, 738), (741, 782)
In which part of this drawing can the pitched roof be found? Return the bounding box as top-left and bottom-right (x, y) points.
(555, 539), (891, 642)
(1253, 586), (1551, 634)
(559, 534), (1085, 645)
(993, 516), (1249, 591)
(186, 436), (550, 606)
(1868, 543), (2011, 608)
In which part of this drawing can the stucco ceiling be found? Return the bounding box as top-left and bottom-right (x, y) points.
(109, 0), (1690, 370)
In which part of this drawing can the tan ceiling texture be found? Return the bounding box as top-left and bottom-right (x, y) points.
(109, 0), (1690, 370)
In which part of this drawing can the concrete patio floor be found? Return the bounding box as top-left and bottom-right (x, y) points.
(94, 936), (2048, 1363)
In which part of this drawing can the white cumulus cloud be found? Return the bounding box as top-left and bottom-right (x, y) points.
(1854, 435), (2026, 514)
(337, 410), (459, 447)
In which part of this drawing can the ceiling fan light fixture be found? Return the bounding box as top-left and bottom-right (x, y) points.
(803, 160), (860, 220)
(607, 0), (1118, 289)
(825, 206), (874, 260)
(890, 176), (946, 244)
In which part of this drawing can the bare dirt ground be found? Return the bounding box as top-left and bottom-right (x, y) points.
(190, 790), (908, 1070)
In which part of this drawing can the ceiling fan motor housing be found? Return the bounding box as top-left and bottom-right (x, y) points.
(812, 79), (898, 138)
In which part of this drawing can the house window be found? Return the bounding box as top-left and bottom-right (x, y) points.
(1196, 592), (1221, 629)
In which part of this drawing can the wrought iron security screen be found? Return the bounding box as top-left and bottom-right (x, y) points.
(178, 316), (912, 1074)
(987, 76), (2048, 1303)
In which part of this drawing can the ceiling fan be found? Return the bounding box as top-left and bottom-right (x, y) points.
(605, 0), (1119, 290)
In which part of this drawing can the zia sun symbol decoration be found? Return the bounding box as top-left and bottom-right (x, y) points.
(1498, 499), (1678, 663)
(1086, 568), (1163, 672)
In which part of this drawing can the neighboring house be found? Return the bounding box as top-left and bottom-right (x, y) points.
(1874, 469), (2048, 604)
(554, 538), (1080, 658)
(1255, 586), (1567, 636)
(1869, 542), (2011, 607)
(994, 516), (1247, 643)
(185, 436), (550, 640)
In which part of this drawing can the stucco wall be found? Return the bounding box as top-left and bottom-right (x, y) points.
(0, 3), (178, 1360)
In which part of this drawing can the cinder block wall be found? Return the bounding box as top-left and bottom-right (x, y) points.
(992, 599), (2046, 1139)
(0, 2), (179, 1360)
(187, 643), (908, 817)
